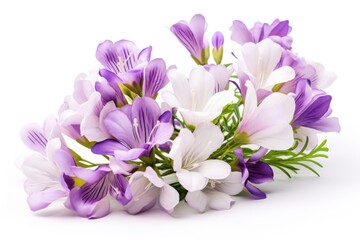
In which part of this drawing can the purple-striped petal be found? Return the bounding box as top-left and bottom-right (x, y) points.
(143, 58), (169, 98)
(114, 40), (139, 72)
(171, 22), (201, 59)
(109, 173), (132, 205)
(131, 97), (161, 144)
(212, 31), (224, 50)
(20, 123), (47, 155)
(96, 40), (120, 74)
(246, 161), (274, 184)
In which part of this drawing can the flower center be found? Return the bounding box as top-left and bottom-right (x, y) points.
(208, 179), (220, 189)
(117, 53), (133, 73)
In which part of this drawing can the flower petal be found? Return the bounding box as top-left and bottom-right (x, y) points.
(204, 189), (235, 210)
(160, 184), (179, 213)
(195, 160), (231, 180)
(27, 188), (66, 211)
(169, 128), (195, 171)
(267, 66), (295, 86)
(247, 161), (274, 184)
(185, 190), (208, 213)
(114, 148), (147, 161)
(245, 182), (267, 199)
(167, 69), (192, 109)
(20, 123), (47, 155)
(215, 171), (244, 195)
(143, 58), (169, 98)
(230, 20), (254, 45)
(176, 169), (208, 192)
(92, 139), (128, 156)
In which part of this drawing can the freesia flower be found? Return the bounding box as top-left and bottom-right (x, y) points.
(235, 148), (273, 199)
(230, 19), (293, 49)
(235, 81), (295, 150)
(170, 14), (209, 65)
(233, 39), (295, 98)
(185, 172), (243, 212)
(67, 165), (131, 219)
(20, 117), (75, 211)
(92, 97), (173, 162)
(125, 167), (179, 214)
(96, 39), (151, 90)
(162, 66), (233, 126)
(169, 122), (230, 192)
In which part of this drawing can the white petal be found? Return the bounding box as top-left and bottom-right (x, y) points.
(209, 65), (231, 92)
(188, 66), (215, 110)
(188, 122), (224, 163)
(203, 90), (234, 119)
(179, 109), (212, 126)
(242, 81), (258, 121)
(169, 128), (195, 171)
(144, 167), (164, 188)
(167, 69), (192, 109)
(161, 91), (181, 109)
(195, 160), (231, 180)
(250, 124), (294, 150)
(185, 190), (208, 213)
(240, 42), (259, 75)
(215, 172), (244, 195)
(204, 189), (235, 210)
(176, 169), (208, 192)
(267, 66), (295, 87)
(160, 184), (179, 213)
(257, 39), (282, 82)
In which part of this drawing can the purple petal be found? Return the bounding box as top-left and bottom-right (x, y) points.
(131, 97), (161, 144)
(246, 161), (274, 184)
(114, 40), (139, 72)
(212, 31), (224, 50)
(248, 147), (268, 162)
(51, 148), (76, 175)
(68, 188), (110, 219)
(72, 165), (110, 184)
(27, 189), (66, 211)
(96, 40), (120, 74)
(230, 20), (253, 45)
(138, 46), (152, 63)
(308, 117), (341, 132)
(159, 111), (172, 123)
(143, 58), (169, 98)
(20, 123), (47, 155)
(114, 148), (147, 161)
(189, 14), (207, 49)
(109, 173), (132, 205)
(92, 139), (128, 156)
(245, 182), (267, 199)
(269, 20), (291, 37)
(104, 110), (138, 147)
(170, 22), (202, 59)
(148, 122), (174, 146)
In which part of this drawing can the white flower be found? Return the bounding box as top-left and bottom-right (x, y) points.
(185, 172), (243, 212)
(309, 62), (337, 89)
(125, 167), (179, 214)
(169, 122), (231, 192)
(234, 39), (295, 91)
(236, 81), (295, 150)
(162, 66), (234, 126)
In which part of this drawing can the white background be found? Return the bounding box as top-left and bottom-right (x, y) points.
(0, 0), (359, 239)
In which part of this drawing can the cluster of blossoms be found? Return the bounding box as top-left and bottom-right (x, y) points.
(20, 14), (340, 218)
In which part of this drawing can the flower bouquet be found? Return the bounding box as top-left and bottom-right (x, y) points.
(19, 14), (340, 218)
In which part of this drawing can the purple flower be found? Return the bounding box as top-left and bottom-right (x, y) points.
(234, 148), (273, 199)
(20, 116), (76, 211)
(67, 165), (131, 219)
(292, 79), (340, 132)
(92, 97), (173, 162)
(170, 14), (209, 65)
(230, 19), (293, 49)
(96, 39), (152, 93)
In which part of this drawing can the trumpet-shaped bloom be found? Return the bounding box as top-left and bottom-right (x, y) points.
(170, 14), (209, 65)
(125, 167), (179, 214)
(162, 66), (234, 126)
(67, 165), (131, 219)
(20, 117), (75, 211)
(236, 81), (295, 150)
(169, 122), (230, 192)
(235, 148), (273, 199)
(92, 97), (173, 162)
(230, 19), (293, 49)
(185, 172), (243, 212)
(233, 39), (295, 97)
